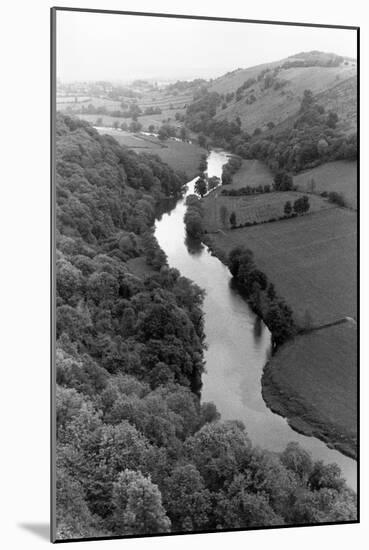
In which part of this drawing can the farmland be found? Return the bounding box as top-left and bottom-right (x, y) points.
(203, 189), (335, 231)
(56, 88), (191, 132)
(205, 207), (357, 327)
(76, 108), (186, 132)
(94, 127), (206, 179)
(294, 160), (357, 209)
(204, 206), (357, 457)
(56, 95), (122, 111)
(262, 321), (357, 458)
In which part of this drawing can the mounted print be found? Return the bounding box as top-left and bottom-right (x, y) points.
(51, 7), (359, 543)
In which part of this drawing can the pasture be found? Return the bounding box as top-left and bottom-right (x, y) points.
(208, 207), (357, 326)
(203, 190), (334, 231)
(262, 321), (357, 458)
(229, 159), (274, 190)
(94, 127), (205, 179)
(294, 160), (357, 209)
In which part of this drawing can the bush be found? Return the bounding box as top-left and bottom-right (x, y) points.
(327, 192), (346, 207)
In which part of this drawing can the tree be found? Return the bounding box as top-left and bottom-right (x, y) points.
(328, 192), (346, 207)
(208, 176), (220, 192)
(198, 134), (207, 148)
(300, 89), (314, 112)
(265, 300), (296, 346)
(221, 167), (233, 185)
(216, 474), (284, 529)
(129, 120), (142, 132)
(308, 461), (345, 492)
(194, 176), (207, 198)
(280, 442), (313, 482)
(293, 195), (310, 214)
(111, 469), (171, 535)
(162, 465), (211, 531)
(229, 211), (237, 228)
(158, 127), (168, 141)
(184, 421), (252, 491)
(180, 127), (187, 141)
(284, 201), (292, 216)
(273, 171), (293, 191)
(327, 111), (339, 129)
(56, 468), (105, 539)
(198, 158), (208, 173)
(228, 246), (254, 278)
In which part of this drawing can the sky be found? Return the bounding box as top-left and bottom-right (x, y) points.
(56, 10), (357, 83)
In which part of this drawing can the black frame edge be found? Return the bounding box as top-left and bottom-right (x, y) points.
(51, 6), (57, 544)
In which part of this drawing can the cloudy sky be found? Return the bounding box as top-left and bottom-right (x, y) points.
(56, 10), (357, 82)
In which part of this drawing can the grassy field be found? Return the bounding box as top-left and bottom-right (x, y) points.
(203, 190), (334, 231)
(229, 159), (274, 190)
(262, 321), (357, 458)
(207, 207), (357, 326)
(294, 160), (357, 209)
(94, 127), (205, 179)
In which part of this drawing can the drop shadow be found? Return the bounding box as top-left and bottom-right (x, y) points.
(18, 522), (49, 541)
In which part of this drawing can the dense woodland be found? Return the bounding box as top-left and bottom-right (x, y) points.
(55, 114), (356, 539)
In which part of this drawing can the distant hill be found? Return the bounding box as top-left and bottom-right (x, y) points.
(208, 51), (357, 134)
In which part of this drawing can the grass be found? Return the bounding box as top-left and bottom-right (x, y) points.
(229, 159), (274, 190)
(203, 190), (334, 231)
(94, 127), (206, 180)
(206, 207), (357, 326)
(294, 160), (357, 209)
(262, 321), (357, 458)
(210, 60), (356, 133)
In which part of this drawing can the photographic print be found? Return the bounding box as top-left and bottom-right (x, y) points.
(51, 8), (358, 542)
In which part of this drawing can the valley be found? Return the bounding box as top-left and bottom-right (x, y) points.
(56, 48), (358, 527)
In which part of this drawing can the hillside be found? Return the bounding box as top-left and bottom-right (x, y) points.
(208, 51), (356, 134)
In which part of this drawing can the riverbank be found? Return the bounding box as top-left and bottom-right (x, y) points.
(202, 219), (357, 460)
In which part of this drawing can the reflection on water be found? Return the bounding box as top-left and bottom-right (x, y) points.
(185, 235), (204, 255)
(154, 150), (357, 491)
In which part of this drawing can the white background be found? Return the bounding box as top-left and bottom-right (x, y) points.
(0, 0), (367, 548)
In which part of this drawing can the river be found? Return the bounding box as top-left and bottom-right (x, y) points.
(154, 149), (356, 491)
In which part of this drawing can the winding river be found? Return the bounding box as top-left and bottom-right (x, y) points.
(154, 149), (357, 491)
